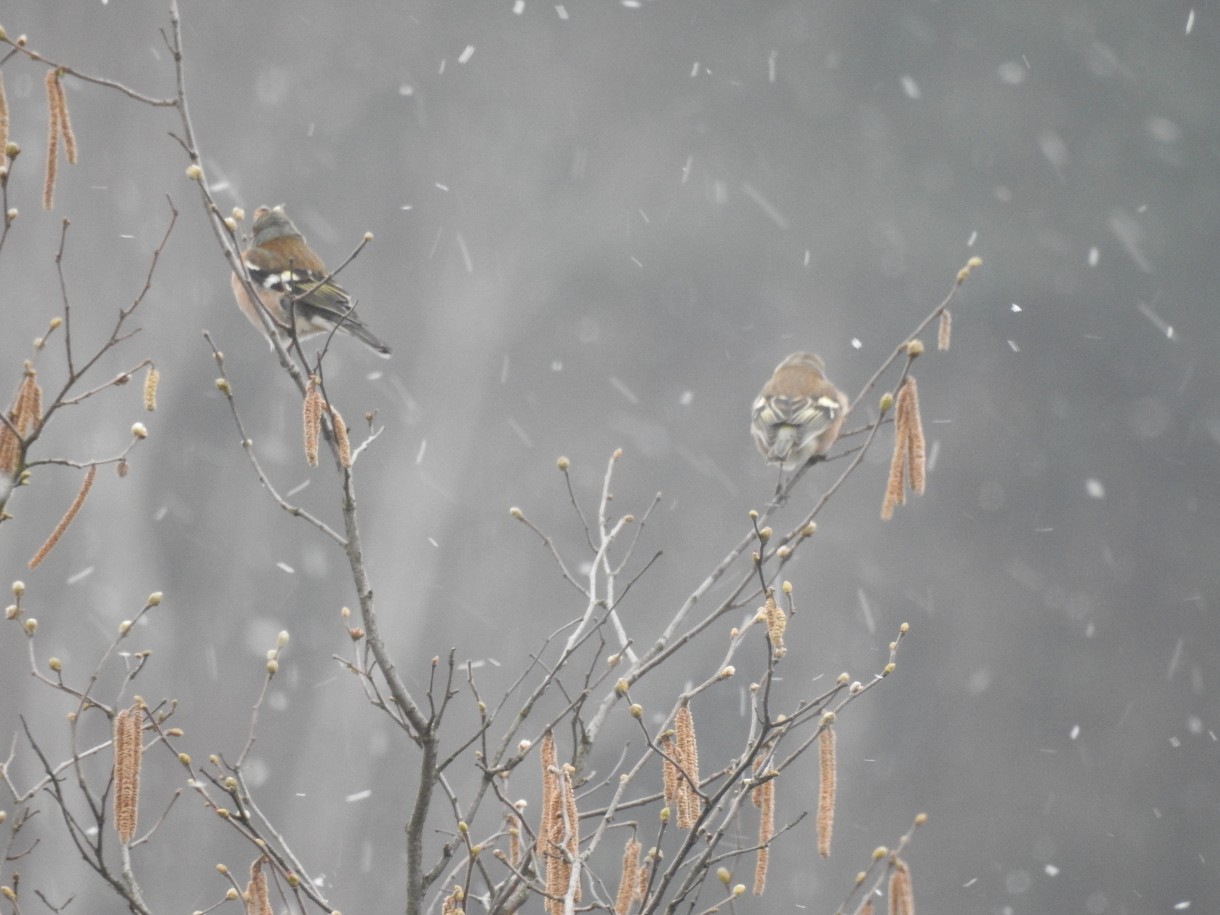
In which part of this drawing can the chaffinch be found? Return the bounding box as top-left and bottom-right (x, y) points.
(231, 205), (391, 357)
(751, 352), (849, 469)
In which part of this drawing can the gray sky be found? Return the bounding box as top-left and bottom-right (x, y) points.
(2, 1), (1218, 912)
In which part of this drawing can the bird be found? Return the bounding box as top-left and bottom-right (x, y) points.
(231, 205), (391, 357)
(751, 352), (849, 472)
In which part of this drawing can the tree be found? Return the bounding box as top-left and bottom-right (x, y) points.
(1, 6), (979, 912)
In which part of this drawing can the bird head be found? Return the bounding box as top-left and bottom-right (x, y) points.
(251, 205), (301, 246)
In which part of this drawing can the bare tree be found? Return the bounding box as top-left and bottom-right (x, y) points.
(1, 6), (982, 913)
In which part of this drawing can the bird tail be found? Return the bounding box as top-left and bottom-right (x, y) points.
(339, 315), (392, 357)
(767, 426), (799, 464)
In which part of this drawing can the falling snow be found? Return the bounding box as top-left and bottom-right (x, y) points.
(609, 376), (639, 404)
(7, 5), (1214, 914)
(67, 566), (95, 585)
(1137, 302), (1176, 340)
(1108, 209), (1152, 272)
(740, 182), (789, 229)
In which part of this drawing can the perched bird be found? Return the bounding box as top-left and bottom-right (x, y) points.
(751, 352), (849, 470)
(231, 205), (391, 356)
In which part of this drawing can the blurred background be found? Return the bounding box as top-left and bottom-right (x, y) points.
(2, 0), (1218, 912)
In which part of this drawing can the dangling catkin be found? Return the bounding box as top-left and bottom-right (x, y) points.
(507, 812), (522, 867)
(246, 856), (272, 915)
(143, 365), (160, 412)
(539, 732), (569, 915)
(29, 464), (96, 569)
(888, 858), (914, 915)
(0, 70), (9, 170)
(113, 704), (142, 844)
(674, 704), (702, 829)
(0, 424), (18, 478)
(881, 401), (907, 522)
(303, 380), (322, 467)
(43, 70), (61, 210)
(614, 837), (641, 915)
(817, 726), (836, 857)
(0, 366), (41, 476)
(18, 366), (43, 435)
(660, 733), (678, 810)
(763, 592), (787, 656)
(901, 378), (926, 495)
(882, 377), (927, 519)
(52, 71), (76, 164)
(537, 731), (558, 856)
(753, 769), (774, 895)
(330, 405), (352, 468)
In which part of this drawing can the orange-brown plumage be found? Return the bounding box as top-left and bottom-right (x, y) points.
(231, 205), (391, 356)
(751, 352), (848, 469)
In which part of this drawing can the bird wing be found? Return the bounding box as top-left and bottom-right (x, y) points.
(755, 394), (839, 432)
(751, 394), (842, 460)
(243, 247), (356, 321)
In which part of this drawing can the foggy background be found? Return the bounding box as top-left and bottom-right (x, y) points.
(2, 1), (1218, 912)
